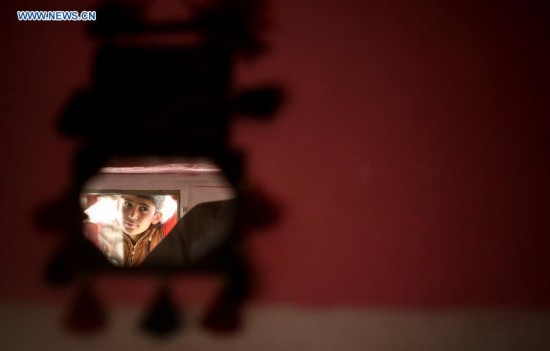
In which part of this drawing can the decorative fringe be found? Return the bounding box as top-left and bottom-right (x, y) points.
(64, 281), (106, 333)
(141, 282), (182, 337)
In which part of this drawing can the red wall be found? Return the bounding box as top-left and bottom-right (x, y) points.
(1, 0), (549, 308)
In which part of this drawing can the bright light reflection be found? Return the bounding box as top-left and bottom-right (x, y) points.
(85, 196), (118, 223)
(161, 196), (178, 222)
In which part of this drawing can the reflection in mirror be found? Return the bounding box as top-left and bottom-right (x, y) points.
(81, 157), (237, 269)
(82, 192), (180, 267)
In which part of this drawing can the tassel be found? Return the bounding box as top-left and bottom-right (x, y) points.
(202, 259), (251, 333)
(141, 282), (182, 337)
(64, 280), (106, 333)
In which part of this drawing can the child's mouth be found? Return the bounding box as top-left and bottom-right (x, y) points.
(124, 221), (137, 228)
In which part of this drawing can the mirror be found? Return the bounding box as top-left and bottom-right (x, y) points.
(80, 157), (237, 269)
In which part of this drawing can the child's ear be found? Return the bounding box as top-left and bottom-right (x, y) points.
(152, 212), (162, 225)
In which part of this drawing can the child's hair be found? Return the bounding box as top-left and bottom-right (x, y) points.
(138, 195), (165, 213)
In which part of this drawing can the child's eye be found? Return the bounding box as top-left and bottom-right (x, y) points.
(123, 201), (132, 208)
(139, 206), (149, 212)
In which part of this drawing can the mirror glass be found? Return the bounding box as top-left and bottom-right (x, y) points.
(81, 157), (237, 269)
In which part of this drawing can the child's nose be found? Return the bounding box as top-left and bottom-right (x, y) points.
(129, 208), (138, 219)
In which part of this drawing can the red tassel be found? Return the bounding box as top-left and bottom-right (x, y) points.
(141, 283), (182, 337)
(64, 281), (106, 333)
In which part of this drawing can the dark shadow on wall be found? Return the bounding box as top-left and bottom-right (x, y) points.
(34, 0), (284, 337)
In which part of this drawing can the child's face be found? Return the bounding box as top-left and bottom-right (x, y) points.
(118, 195), (162, 236)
